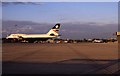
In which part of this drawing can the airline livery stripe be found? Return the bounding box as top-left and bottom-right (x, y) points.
(52, 29), (58, 34)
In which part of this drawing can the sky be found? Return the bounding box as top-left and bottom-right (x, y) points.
(3, 2), (118, 23)
(2, 0), (120, 2)
(2, 2), (118, 39)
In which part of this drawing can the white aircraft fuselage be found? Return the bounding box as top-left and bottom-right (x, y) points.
(6, 23), (61, 42)
(6, 34), (57, 39)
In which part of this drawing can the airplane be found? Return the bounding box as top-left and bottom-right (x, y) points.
(6, 23), (61, 43)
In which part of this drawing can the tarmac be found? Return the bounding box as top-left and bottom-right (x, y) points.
(2, 43), (120, 74)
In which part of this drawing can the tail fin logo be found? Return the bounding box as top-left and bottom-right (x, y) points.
(52, 23), (60, 29)
(55, 25), (59, 29)
(47, 23), (60, 36)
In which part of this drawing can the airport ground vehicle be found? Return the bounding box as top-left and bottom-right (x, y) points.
(93, 39), (103, 43)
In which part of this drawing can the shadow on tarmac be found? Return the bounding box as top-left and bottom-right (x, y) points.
(2, 59), (120, 74)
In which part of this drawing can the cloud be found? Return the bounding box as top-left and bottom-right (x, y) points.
(2, 0), (119, 2)
(61, 29), (66, 32)
(2, 2), (44, 6)
(2, 20), (118, 39)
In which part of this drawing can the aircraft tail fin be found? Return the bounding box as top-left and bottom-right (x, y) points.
(47, 23), (60, 36)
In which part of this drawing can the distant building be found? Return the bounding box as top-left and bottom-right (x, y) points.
(116, 32), (120, 42)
